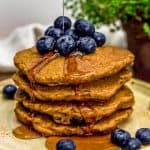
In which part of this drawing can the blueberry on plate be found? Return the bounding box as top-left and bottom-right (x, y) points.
(93, 32), (106, 46)
(45, 26), (63, 39)
(74, 19), (95, 36)
(3, 84), (17, 99)
(56, 35), (76, 56)
(56, 139), (76, 150)
(111, 129), (131, 147)
(36, 36), (56, 55)
(77, 37), (97, 54)
(65, 29), (79, 41)
(136, 128), (150, 144)
(123, 138), (142, 150)
(54, 16), (72, 31)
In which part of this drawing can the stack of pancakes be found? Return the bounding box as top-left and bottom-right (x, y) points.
(13, 46), (135, 136)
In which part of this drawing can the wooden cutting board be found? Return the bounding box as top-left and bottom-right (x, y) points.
(0, 78), (150, 150)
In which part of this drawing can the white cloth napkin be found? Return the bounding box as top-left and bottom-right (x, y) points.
(0, 24), (45, 73)
(0, 21), (127, 73)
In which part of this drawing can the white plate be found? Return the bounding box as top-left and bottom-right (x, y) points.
(0, 78), (150, 150)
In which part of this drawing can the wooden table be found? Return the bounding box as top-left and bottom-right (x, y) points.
(0, 73), (13, 81)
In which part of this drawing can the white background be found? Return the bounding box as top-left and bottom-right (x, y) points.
(0, 0), (69, 36)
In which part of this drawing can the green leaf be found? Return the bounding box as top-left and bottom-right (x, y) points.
(65, 0), (150, 36)
(143, 23), (150, 37)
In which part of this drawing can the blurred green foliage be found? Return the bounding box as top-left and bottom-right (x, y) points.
(65, 0), (150, 36)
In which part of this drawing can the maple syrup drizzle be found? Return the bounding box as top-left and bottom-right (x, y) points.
(64, 55), (96, 77)
(27, 51), (60, 100)
(28, 51), (60, 81)
(62, 0), (65, 31)
(63, 54), (94, 100)
(13, 125), (41, 139)
(46, 135), (119, 150)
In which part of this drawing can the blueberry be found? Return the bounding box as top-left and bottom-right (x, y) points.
(111, 129), (131, 147)
(70, 116), (85, 126)
(93, 32), (106, 46)
(54, 16), (72, 31)
(77, 37), (97, 54)
(45, 26), (63, 39)
(74, 19), (95, 36)
(136, 128), (150, 144)
(65, 29), (79, 41)
(123, 138), (142, 150)
(56, 139), (76, 150)
(36, 36), (56, 55)
(3, 84), (17, 99)
(56, 35), (76, 56)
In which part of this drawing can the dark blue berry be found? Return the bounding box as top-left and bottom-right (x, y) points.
(56, 35), (76, 56)
(74, 19), (95, 36)
(56, 139), (76, 150)
(54, 16), (72, 31)
(70, 116), (85, 126)
(45, 26), (63, 39)
(93, 32), (106, 46)
(111, 129), (131, 147)
(36, 36), (56, 55)
(123, 138), (142, 150)
(77, 37), (97, 54)
(65, 29), (79, 41)
(3, 84), (17, 99)
(136, 128), (150, 144)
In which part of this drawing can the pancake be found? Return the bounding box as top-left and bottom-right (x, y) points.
(14, 46), (134, 86)
(13, 69), (132, 101)
(16, 87), (134, 125)
(15, 104), (133, 136)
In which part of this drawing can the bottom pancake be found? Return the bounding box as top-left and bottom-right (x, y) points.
(15, 104), (133, 136)
(16, 87), (134, 125)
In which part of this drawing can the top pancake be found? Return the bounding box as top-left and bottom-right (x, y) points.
(14, 46), (134, 85)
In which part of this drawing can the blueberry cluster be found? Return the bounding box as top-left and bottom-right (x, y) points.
(111, 128), (150, 150)
(36, 16), (105, 56)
